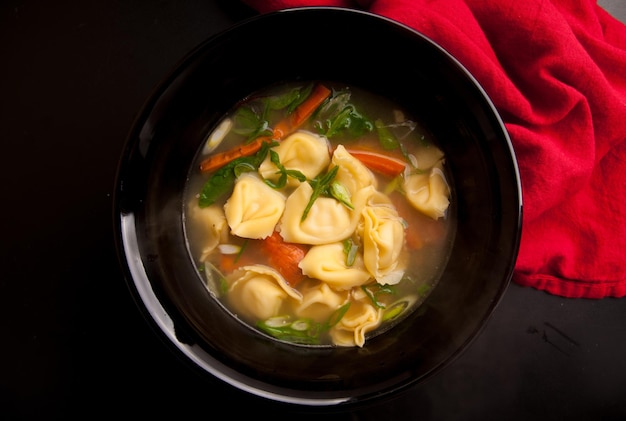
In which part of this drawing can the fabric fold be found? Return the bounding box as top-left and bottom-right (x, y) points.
(241, 0), (626, 299)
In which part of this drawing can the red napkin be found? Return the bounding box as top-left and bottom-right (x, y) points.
(242, 0), (626, 299)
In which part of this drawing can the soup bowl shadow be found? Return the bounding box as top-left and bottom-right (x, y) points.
(113, 7), (522, 408)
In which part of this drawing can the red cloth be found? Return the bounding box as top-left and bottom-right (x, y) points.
(242, 0), (626, 299)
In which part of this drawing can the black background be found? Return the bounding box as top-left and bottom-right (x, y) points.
(2, 1), (626, 419)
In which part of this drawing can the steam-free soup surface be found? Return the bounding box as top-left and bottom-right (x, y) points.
(184, 81), (453, 347)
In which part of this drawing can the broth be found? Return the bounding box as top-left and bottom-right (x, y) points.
(184, 81), (454, 347)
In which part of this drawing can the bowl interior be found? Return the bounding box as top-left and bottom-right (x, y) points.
(114, 7), (522, 406)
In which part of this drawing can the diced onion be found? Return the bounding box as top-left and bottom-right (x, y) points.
(218, 244), (241, 255)
(202, 118), (232, 155)
(291, 319), (310, 331)
(264, 316), (291, 328)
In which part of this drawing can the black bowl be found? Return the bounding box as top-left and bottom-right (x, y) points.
(113, 7), (522, 407)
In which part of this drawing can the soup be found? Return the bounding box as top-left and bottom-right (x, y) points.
(184, 81), (453, 347)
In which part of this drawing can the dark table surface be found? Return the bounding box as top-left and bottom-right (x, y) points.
(3, 1), (626, 419)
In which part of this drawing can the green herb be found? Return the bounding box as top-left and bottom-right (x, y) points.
(301, 165), (339, 221)
(219, 277), (229, 295)
(342, 238), (359, 267)
(287, 83), (314, 113)
(198, 140), (276, 207)
(230, 84), (314, 143)
(314, 90), (373, 139)
(257, 303), (350, 345)
(231, 103), (272, 142)
(257, 316), (319, 344)
(234, 239), (248, 263)
(361, 283), (396, 309)
(329, 181), (354, 210)
(233, 162), (257, 177)
(382, 299), (409, 321)
(265, 83), (315, 114)
(315, 90), (351, 119)
(323, 302), (351, 330)
(383, 175), (405, 195)
(375, 118), (400, 150)
(324, 105), (373, 138)
(263, 149), (307, 189)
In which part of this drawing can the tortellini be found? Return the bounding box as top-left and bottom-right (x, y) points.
(191, 123), (450, 347)
(359, 205), (407, 285)
(293, 282), (349, 323)
(224, 173), (286, 239)
(227, 265), (302, 321)
(298, 242), (372, 290)
(279, 182), (359, 244)
(329, 299), (383, 347)
(331, 145), (377, 195)
(404, 161), (450, 219)
(186, 201), (228, 261)
(411, 143), (445, 171)
(258, 131), (330, 187)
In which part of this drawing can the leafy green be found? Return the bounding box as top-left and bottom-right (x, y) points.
(324, 302), (351, 330)
(301, 165), (339, 221)
(231, 103), (272, 142)
(198, 141), (276, 207)
(375, 118), (400, 150)
(342, 238), (359, 267)
(315, 90), (351, 120)
(325, 105), (373, 138)
(257, 317), (320, 345)
(361, 283), (396, 309)
(266, 83), (315, 113)
(382, 300), (409, 322)
(230, 84), (315, 143)
(314, 90), (374, 139)
(256, 303), (350, 345)
(234, 239), (248, 263)
(329, 181), (354, 210)
(263, 149), (307, 189)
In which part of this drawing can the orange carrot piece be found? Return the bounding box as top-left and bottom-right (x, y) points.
(343, 148), (407, 177)
(219, 250), (256, 274)
(199, 136), (268, 173)
(199, 84), (331, 174)
(270, 84), (332, 139)
(291, 83), (332, 127)
(219, 254), (238, 274)
(260, 231), (309, 287)
(272, 120), (291, 140)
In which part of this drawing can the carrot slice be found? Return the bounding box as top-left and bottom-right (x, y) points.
(260, 231), (309, 287)
(199, 136), (270, 173)
(272, 120), (291, 140)
(343, 148), (407, 177)
(291, 83), (332, 127)
(199, 84), (332, 174)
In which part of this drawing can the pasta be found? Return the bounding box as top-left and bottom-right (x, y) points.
(329, 298), (383, 347)
(331, 144), (378, 195)
(298, 242), (372, 290)
(186, 81), (453, 348)
(258, 130), (331, 187)
(186, 201), (228, 261)
(404, 161), (450, 219)
(279, 182), (358, 244)
(293, 282), (349, 323)
(224, 173), (286, 239)
(359, 205), (407, 285)
(227, 264), (302, 321)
